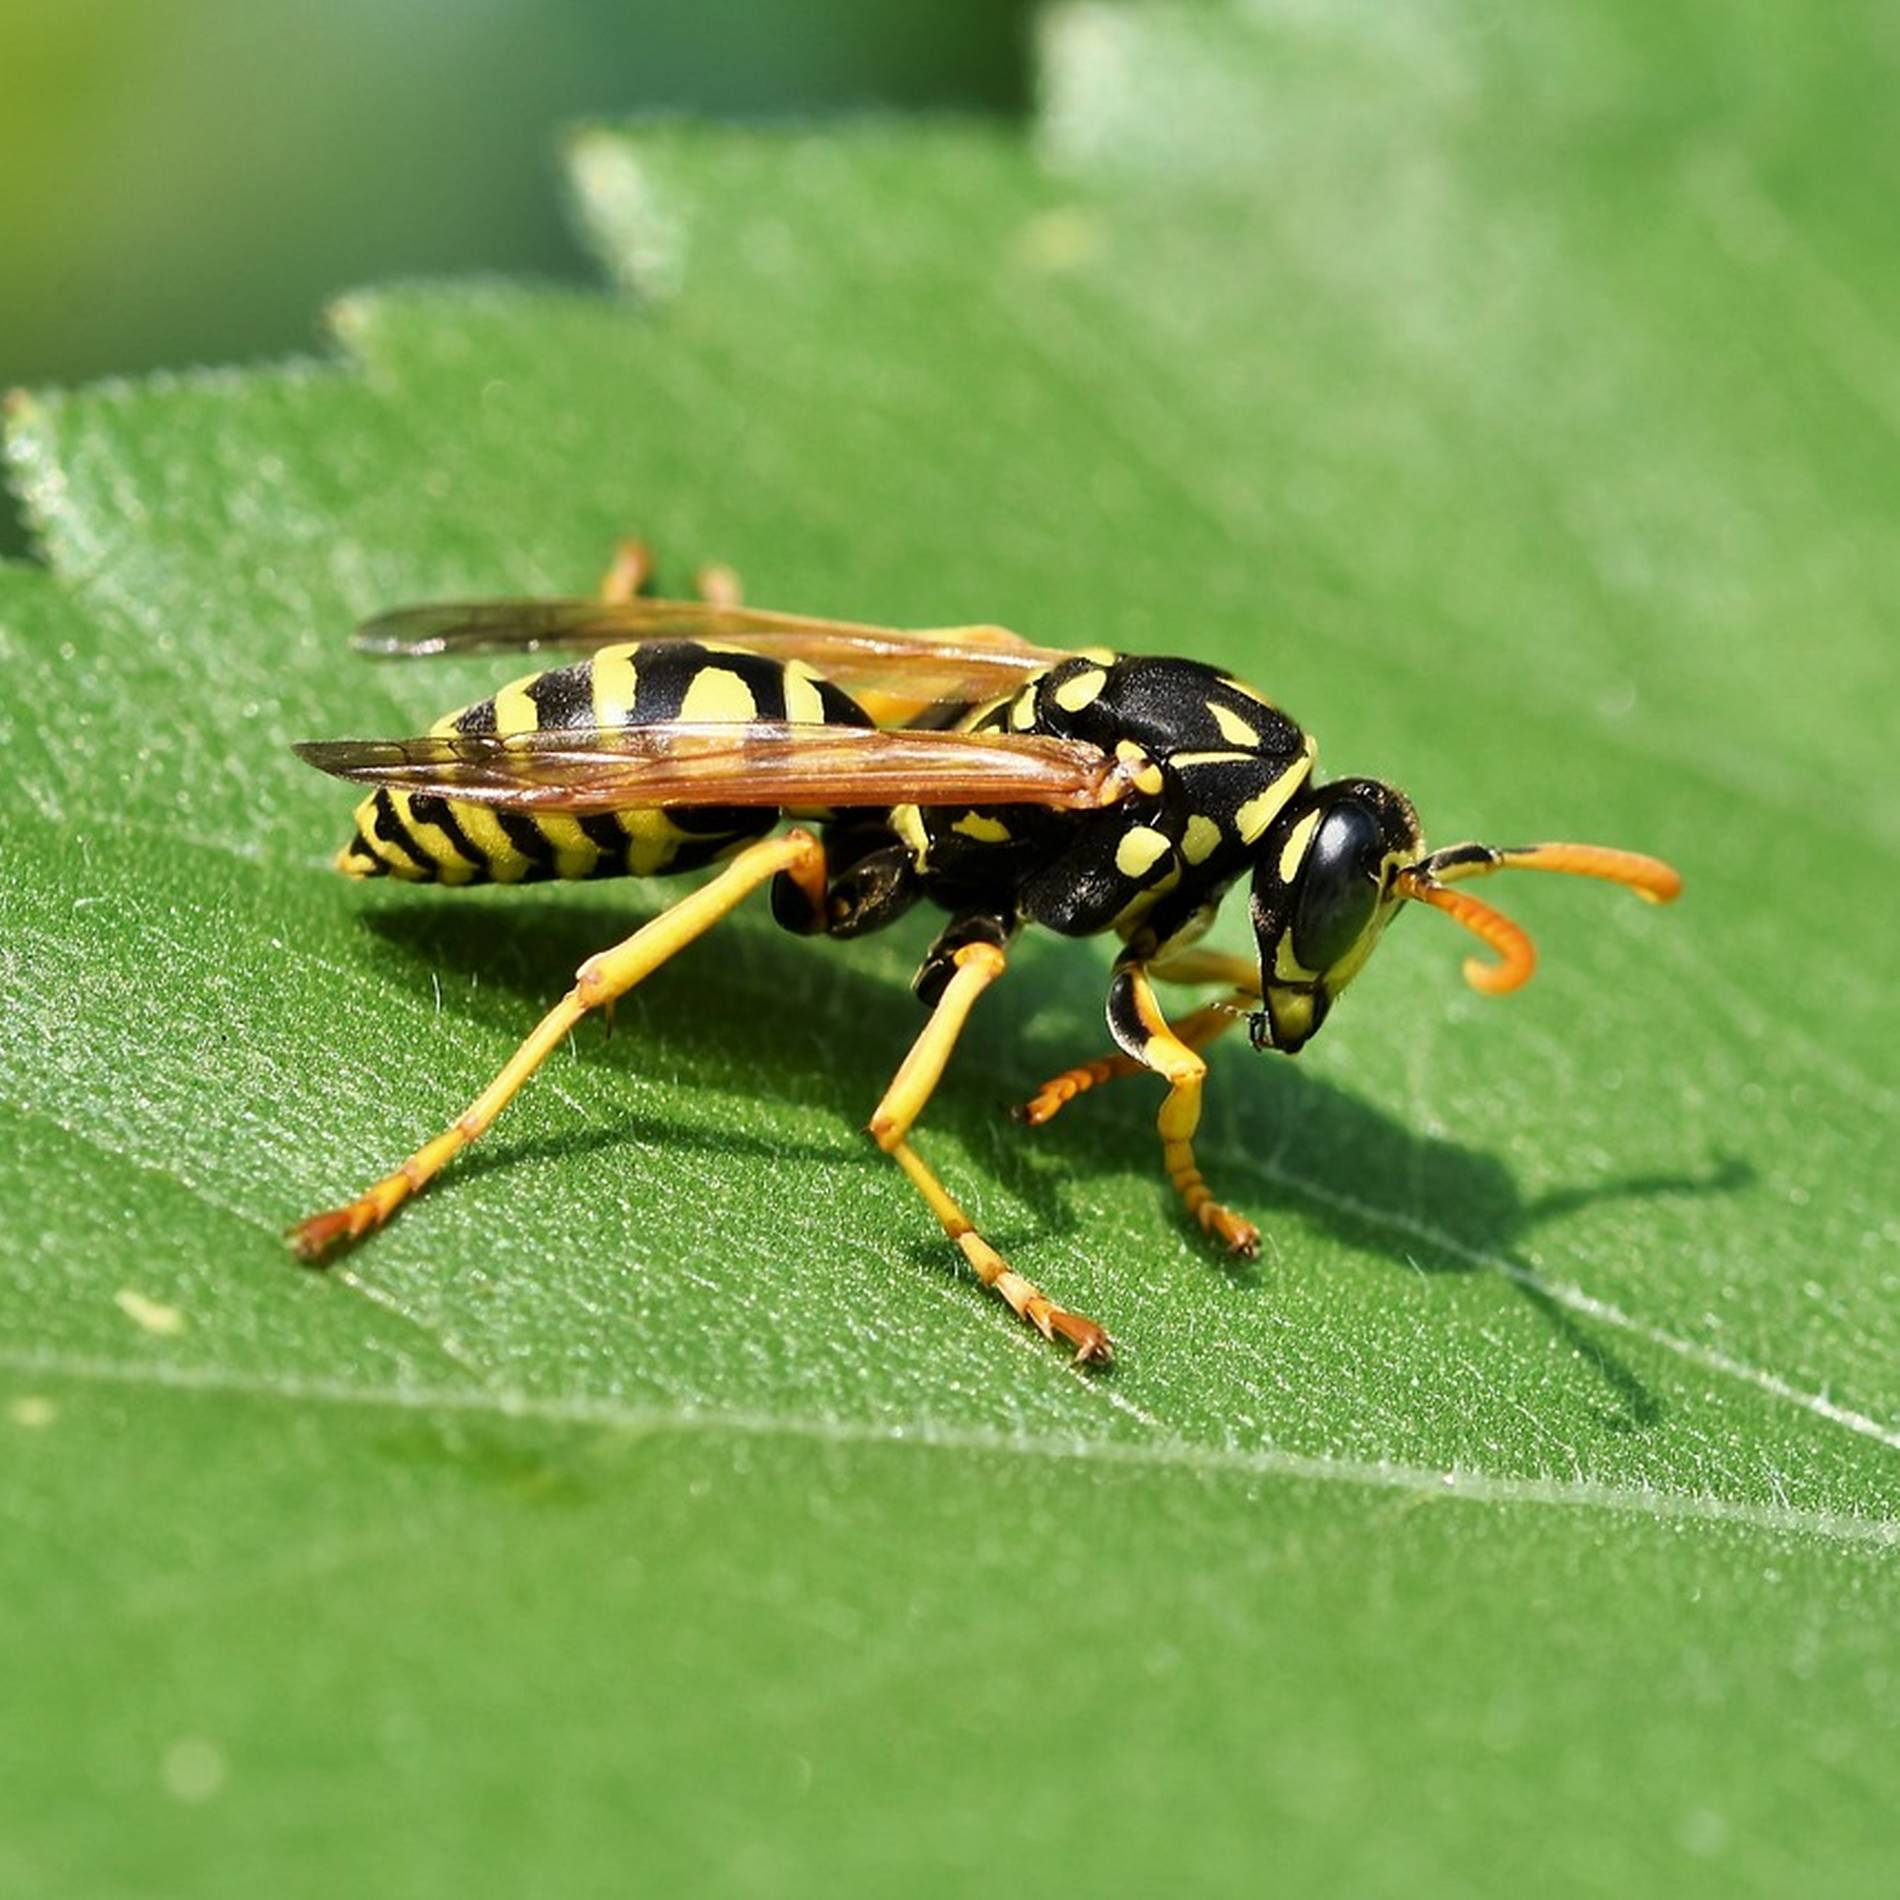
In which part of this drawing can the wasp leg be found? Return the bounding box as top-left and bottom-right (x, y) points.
(693, 561), (743, 610)
(1099, 958), (1259, 1258)
(1016, 992), (1252, 1126)
(868, 942), (1112, 1363)
(598, 535), (742, 608)
(597, 536), (655, 603)
(1016, 948), (1259, 1125)
(1147, 948), (1260, 991)
(769, 817), (923, 941)
(289, 830), (827, 1261)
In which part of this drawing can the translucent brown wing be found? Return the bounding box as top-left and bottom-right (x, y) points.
(353, 597), (1069, 719)
(294, 721), (1128, 816)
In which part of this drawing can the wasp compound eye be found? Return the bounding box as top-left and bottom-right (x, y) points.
(1292, 799), (1384, 972)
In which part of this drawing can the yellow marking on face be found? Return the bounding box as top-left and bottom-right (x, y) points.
(1320, 908), (1392, 993)
(1054, 666), (1108, 712)
(1234, 747), (1316, 846)
(953, 812), (1012, 844)
(1268, 986), (1315, 1042)
(1009, 689), (1039, 730)
(783, 660), (828, 725)
(1277, 809), (1321, 884)
(1115, 825), (1173, 879)
(454, 801), (533, 882)
(1275, 936), (1317, 982)
(492, 671), (544, 738)
(592, 644), (641, 725)
(678, 665), (758, 724)
(1208, 700), (1260, 748)
(1319, 863), (1411, 992)
(1114, 739), (1165, 796)
(1180, 813), (1223, 865)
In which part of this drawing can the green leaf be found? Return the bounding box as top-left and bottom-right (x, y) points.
(5, 5), (1898, 1893)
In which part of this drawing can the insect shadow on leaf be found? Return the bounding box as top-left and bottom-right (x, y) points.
(1201, 1056), (1752, 1432)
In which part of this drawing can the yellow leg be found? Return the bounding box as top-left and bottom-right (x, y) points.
(694, 561), (743, 609)
(1122, 966), (1259, 1257)
(1031, 961), (1258, 1258)
(870, 944), (1112, 1363)
(1016, 948), (1259, 1126)
(1146, 948), (1258, 990)
(1017, 991), (1253, 1126)
(598, 535), (743, 609)
(289, 830), (827, 1261)
(597, 536), (654, 603)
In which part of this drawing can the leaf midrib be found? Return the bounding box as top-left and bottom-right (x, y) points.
(5, 1342), (1895, 1551)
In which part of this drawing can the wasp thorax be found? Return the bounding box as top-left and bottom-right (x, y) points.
(1248, 778), (1423, 1052)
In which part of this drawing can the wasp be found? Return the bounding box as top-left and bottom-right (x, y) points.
(290, 541), (1681, 1362)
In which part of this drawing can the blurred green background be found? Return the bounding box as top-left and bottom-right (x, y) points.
(0, 0), (1030, 549)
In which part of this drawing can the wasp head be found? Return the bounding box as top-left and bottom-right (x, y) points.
(1247, 782), (1683, 1054)
(1248, 779), (1423, 1053)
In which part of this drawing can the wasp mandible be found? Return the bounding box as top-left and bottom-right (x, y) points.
(291, 542), (1681, 1362)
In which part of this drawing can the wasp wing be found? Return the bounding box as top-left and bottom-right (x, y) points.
(294, 721), (1126, 816)
(352, 597), (1068, 720)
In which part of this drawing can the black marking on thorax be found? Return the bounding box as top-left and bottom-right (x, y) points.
(909, 653), (1309, 942)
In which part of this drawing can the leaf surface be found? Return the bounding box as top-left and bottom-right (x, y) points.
(3, 5), (1898, 1893)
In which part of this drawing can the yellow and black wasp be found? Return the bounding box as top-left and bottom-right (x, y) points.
(291, 542), (1682, 1361)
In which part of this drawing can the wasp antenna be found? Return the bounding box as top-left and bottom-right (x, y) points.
(1422, 841), (1682, 905)
(1492, 842), (1682, 904)
(1395, 871), (1537, 995)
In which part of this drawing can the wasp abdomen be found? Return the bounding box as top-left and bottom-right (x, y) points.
(337, 640), (869, 885)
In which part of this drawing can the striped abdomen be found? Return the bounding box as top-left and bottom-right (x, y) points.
(337, 640), (871, 884)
